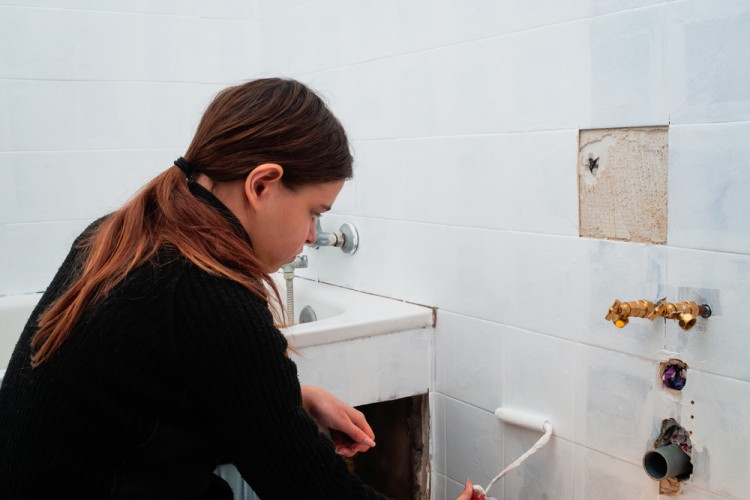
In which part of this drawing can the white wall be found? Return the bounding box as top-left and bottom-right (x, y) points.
(259, 1), (750, 499)
(0, 0), (259, 294)
(3, 1), (750, 499)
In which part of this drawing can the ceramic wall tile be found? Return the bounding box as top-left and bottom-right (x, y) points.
(293, 329), (432, 407)
(444, 396), (504, 489)
(669, 0), (750, 124)
(0, 80), (219, 151)
(306, 19), (589, 141)
(0, 7), (255, 82)
(434, 312), (505, 412)
(0, 1), (253, 19)
(351, 130), (578, 235)
(503, 232), (589, 341)
(315, 215), (510, 324)
(573, 445), (659, 499)
(0, 150), (176, 224)
(577, 238), (668, 356)
(259, 0), (592, 76)
(575, 344), (672, 465)
(431, 471), (447, 500)
(502, 434), (575, 500)
(430, 392), (447, 476)
(678, 370), (750, 498)
(584, 3), (670, 129)
(0, 219), (91, 295)
(669, 123), (750, 255)
(664, 247), (750, 382)
(502, 327), (578, 441)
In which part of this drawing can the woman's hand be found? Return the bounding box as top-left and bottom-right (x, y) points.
(300, 385), (376, 457)
(457, 479), (474, 500)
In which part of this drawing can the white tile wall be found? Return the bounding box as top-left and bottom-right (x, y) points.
(5, 1), (750, 499)
(668, 0), (750, 125)
(669, 123), (750, 255)
(573, 446), (659, 499)
(665, 247), (750, 382)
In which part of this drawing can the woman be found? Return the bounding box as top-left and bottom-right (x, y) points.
(0, 78), (386, 499)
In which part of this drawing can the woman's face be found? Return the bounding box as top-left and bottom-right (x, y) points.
(245, 171), (345, 273)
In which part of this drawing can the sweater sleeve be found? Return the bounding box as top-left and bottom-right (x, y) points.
(171, 267), (389, 500)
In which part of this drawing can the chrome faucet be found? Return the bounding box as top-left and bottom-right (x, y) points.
(309, 218), (359, 254)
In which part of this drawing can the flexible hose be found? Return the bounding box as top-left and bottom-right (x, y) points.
(285, 277), (294, 325)
(476, 421), (553, 497)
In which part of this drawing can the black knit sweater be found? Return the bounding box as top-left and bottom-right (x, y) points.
(0, 186), (388, 500)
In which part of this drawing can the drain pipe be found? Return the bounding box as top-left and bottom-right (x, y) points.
(281, 255), (307, 325)
(643, 444), (693, 480)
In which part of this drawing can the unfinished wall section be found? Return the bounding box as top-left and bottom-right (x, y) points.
(579, 127), (669, 244)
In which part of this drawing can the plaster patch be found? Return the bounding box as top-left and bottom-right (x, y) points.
(579, 127), (669, 244)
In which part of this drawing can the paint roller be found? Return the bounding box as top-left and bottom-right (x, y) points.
(470, 408), (553, 500)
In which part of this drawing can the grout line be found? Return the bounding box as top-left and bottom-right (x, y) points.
(351, 128), (578, 143)
(0, 77), (239, 85)
(295, 2), (671, 79)
(0, 148), (181, 154)
(0, 3), (255, 21)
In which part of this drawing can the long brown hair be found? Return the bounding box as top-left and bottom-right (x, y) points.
(31, 78), (353, 366)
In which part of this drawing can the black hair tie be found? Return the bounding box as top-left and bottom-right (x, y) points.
(174, 157), (197, 178)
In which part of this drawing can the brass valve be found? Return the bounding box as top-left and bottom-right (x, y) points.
(605, 299), (657, 328)
(606, 299), (711, 331)
(654, 300), (712, 331)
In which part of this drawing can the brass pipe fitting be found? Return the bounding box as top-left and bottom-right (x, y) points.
(655, 300), (712, 331)
(606, 299), (712, 331)
(605, 299), (657, 328)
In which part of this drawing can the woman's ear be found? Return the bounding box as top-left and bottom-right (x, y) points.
(244, 163), (284, 208)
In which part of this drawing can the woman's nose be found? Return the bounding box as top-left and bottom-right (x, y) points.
(305, 219), (317, 244)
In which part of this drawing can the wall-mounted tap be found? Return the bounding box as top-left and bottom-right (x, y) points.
(605, 299), (658, 328)
(654, 300), (712, 331)
(605, 299), (711, 331)
(308, 218), (359, 254)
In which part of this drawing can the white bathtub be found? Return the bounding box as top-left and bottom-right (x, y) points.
(0, 278), (434, 395)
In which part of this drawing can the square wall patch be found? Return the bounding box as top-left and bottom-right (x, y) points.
(579, 127), (668, 244)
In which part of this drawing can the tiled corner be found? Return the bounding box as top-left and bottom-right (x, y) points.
(430, 392), (447, 476)
(434, 312), (505, 412)
(573, 445), (659, 499)
(294, 329), (432, 408)
(316, 215), (510, 324)
(444, 396), (504, 489)
(668, 123), (750, 255)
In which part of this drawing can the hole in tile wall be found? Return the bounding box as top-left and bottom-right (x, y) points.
(578, 126), (669, 244)
(647, 418), (694, 495)
(660, 359), (688, 391)
(345, 394), (429, 500)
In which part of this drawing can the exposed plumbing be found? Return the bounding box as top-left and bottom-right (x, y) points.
(605, 299), (711, 331)
(281, 255), (307, 325)
(308, 218), (359, 254)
